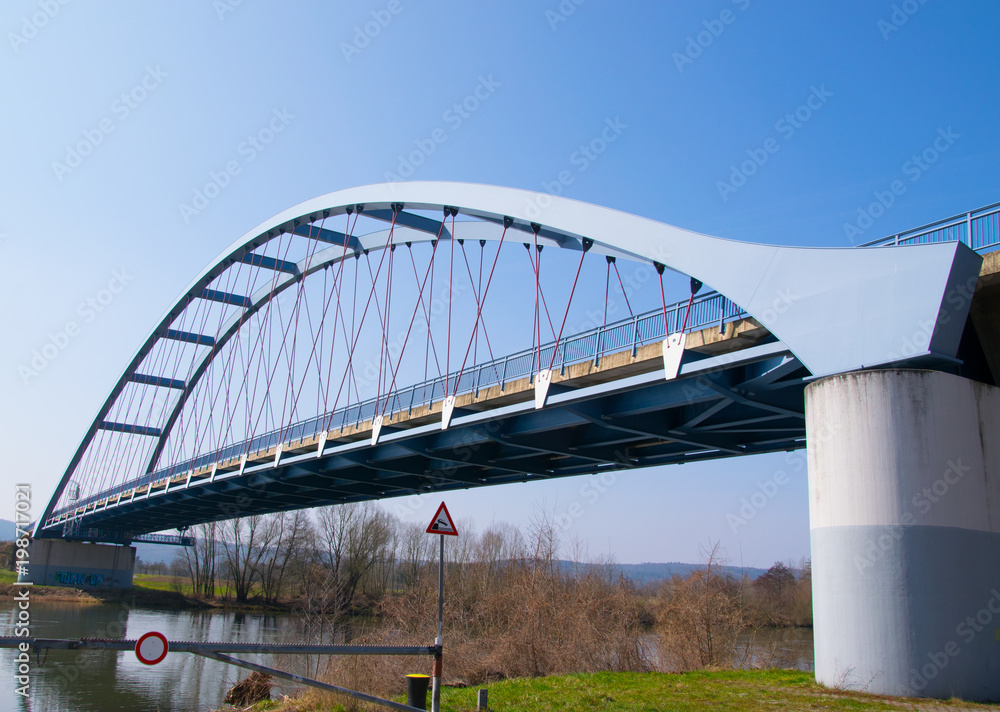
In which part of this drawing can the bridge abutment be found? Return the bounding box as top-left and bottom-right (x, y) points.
(807, 369), (1000, 701)
(20, 540), (136, 590)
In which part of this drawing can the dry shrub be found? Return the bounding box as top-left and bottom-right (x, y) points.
(652, 544), (753, 672)
(305, 520), (649, 707)
(224, 670), (272, 707)
(376, 523), (649, 686)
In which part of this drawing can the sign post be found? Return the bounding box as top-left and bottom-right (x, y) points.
(425, 502), (457, 712)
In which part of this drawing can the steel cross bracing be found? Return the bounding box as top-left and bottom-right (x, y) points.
(34, 183), (990, 540)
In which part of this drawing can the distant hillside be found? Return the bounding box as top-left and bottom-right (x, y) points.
(557, 560), (768, 586)
(0, 521), (775, 584)
(134, 542), (186, 564)
(0, 519), (15, 541)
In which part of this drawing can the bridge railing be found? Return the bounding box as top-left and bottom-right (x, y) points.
(49, 291), (748, 525)
(858, 202), (1000, 252)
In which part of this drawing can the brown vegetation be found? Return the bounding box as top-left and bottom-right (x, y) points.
(172, 504), (810, 707)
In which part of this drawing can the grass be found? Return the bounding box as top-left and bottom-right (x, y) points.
(132, 573), (197, 595)
(256, 670), (998, 712)
(0, 569), (16, 584)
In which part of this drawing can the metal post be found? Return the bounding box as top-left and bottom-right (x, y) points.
(477, 689), (489, 710)
(432, 533), (444, 712)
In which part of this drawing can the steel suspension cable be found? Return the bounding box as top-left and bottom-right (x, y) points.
(325, 205), (403, 430)
(320, 208), (361, 418)
(406, 244), (442, 379)
(457, 238), (499, 367)
(445, 209), (456, 396)
(378, 236), (443, 420)
(451, 220), (510, 393)
(547, 240), (592, 371)
(612, 259), (634, 317)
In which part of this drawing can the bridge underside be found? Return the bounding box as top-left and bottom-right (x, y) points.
(48, 321), (809, 537)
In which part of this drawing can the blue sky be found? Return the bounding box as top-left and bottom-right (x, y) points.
(2, 0), (998, 567)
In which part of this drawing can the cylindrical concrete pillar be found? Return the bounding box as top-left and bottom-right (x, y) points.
(807, 369), (1000, 701)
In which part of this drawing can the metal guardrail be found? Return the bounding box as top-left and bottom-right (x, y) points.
(858, 201), (1000, 252)
(49, 292), (746, 525)
(48, 199), (1000, 527)
(0, 638), (434, 656)
(0, 638), (434, 712)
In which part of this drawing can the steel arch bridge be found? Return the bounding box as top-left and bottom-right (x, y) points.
(35, 182), (988, 542)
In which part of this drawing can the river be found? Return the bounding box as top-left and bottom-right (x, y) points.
(1, 599), (814, 711)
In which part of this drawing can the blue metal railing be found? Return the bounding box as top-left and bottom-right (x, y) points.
(50, 199), (1000, 526)
(50, 290), (749, 523)
(859, 201), (1000, 252)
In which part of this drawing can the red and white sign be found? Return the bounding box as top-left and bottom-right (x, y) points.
(135, 631), (169, 665)
(425, 502), (458, 536)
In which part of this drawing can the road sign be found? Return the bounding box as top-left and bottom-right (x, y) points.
(135, 631), (169, 665)
(425, 502), (458, 536)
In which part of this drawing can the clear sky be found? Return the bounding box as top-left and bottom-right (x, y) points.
(2, 1), (999, 568)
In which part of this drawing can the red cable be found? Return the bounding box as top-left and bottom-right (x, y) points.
(524, 246), (557, 339)
(407, 246), (442, 378)
(658, 268), (669, 336)
(680, 292), (696, 334)
(452, 223), (509, 392)
(457, 238), (499, 365)
(532, 229), (541, 374)
(613, 261), (634, 317)
(604, 259), (611, 326)
(320, 211), (361, 415)
(445, 211), (456, 395)
(548, 246), (589, 372)
(379, 238), (443, 418)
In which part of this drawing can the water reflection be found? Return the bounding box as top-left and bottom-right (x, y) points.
(0, 600), (317, 712)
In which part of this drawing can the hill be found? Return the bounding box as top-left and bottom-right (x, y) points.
(557, 560), (768, 586)
(0, 519), (16, 541)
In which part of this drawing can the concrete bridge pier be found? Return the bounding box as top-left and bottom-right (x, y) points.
(20, 540), (136, 589)
(806, 369), (1000, 701)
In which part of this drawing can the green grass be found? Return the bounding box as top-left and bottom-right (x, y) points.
(132, 573), (196, 595)
(0, 569), (17, 584)
(239, 669), (1000, 712)
(423, 670), (997, 712)
(132, 574), (238, 599)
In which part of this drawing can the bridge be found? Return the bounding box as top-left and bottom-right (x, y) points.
(26, 183), (1000, 701)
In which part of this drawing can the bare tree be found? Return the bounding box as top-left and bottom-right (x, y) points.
(183, 521), (218, 598)
(258, 510), (312, 605)
(315, 502), (396, 613)
(396, 521), (433, 591)
(654, 542), (750, 671)
(220, 514), (281, 603)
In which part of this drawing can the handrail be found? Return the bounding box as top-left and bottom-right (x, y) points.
(858, 201), (1000, 252)
(49, 292), (748, 524)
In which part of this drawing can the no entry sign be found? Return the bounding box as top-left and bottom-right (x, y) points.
(135, 631), (169, 665)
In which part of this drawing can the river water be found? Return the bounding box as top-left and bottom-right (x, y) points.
(1, 599), (814, 711)
(0, 599), (328, 712)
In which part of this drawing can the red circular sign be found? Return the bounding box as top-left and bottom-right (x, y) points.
(135, 631), (169, 665)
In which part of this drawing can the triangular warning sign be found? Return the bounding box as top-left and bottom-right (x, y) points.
(425, 502), (458, 536)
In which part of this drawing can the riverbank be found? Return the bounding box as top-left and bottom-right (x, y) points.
(0, 580), (211, 608)
(0, 570), (298, 611)
(241, 670), (999, 711)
